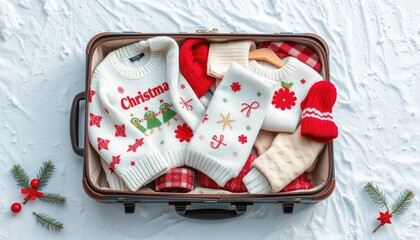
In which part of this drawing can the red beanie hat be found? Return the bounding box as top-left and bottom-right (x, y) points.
(198, 154), (258, 192)
(180, 39), (215, 98)
(300, 80), (338, 143)
(259, 41), (322, 72)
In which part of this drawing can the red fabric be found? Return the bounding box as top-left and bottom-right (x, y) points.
(300, 80), (338, 143)
(259, 41), (322, 72)
(198, 154), (258, 192)
(180, 39), (215, 98)
(155, 168), (194, 192)
(281, 172), (313, 192)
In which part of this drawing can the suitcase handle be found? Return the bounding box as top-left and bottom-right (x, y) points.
(70, 92), (85, 157)
(174, 203), (249, 220)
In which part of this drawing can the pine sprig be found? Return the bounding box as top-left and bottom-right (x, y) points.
(39, 193), (66, 205)
(10, 164), (30, 189)
(364, 182), (389, 211)
(37, 160), (55, 189)
(391, 189), (415, 216)
(33, 212), (63, 233)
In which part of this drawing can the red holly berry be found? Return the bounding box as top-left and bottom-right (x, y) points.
(31, 178), (41, 188)
(377, 211), (392, 226)
(11, 202), (22, 213)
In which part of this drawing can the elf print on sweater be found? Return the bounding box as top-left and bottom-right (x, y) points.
(88, 37), (194, 192)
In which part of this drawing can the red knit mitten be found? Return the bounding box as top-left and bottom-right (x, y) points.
(180, 39), (215, 98)
(198, 154), (258, 192)
(281, 172), (313, 192)
(259, 41), (322, 72)
(300, 80), (338, 143)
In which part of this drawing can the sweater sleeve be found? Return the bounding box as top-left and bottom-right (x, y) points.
(88, 72), (168, 192)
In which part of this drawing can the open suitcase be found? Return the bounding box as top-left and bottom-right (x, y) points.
(70, 30), (335, 219)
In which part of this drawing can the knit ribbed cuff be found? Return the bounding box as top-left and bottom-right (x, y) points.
(118, 153), (169, 192)
(243, 168), (271, 194)
(185, 148), (236, 186)
(300, 117), (338, 143)
(100, 157), (129, 191)
(162, 148), (186, 168)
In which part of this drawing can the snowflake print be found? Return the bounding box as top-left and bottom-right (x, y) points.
(110, 155), (121, 170)
(271, 87), (297, 110)
(222, 97), (228, 103)
(246, 126), (251, 131)
(89, 113), (102, 128)
(117, 86), (125, 94)
(238, 134), (248, 144)
(174, 123), (193, 142)
(233, 151), (238, 157)
(199, 135), (204, 140)
(256, 92), (261, 97)
(231, 82), (241, 92)
(114, 124), (126, 137)
(88, 89), (96, 103)
(127, 138), (144, 152)
(97, 137), (110, 151)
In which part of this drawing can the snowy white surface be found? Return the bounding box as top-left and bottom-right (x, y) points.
(1, 0), (419, 239)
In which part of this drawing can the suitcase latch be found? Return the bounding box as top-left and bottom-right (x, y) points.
(196, 28), (219, 34)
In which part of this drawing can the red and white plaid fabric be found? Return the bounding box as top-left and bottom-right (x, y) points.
(154, 168), (194, 192)
(259, 41), (322, 72)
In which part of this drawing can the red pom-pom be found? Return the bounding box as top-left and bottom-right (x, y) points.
(30, 178), (41, 189)
(11, 203), (22, 213)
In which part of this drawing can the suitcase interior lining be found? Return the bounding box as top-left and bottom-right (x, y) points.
(86, 35), (331, 196)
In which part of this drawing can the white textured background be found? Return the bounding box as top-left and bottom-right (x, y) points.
(0, 0), (419, 239)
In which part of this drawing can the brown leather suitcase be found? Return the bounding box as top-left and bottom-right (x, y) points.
(70, 30), (335, 219)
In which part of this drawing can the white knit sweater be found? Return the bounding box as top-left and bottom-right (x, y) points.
(88, 37), (202, 191)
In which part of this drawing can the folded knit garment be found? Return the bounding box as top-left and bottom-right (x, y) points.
(248, 57), (323, 132)
(207, 40), (256, 78)
(243, 125), (326, 193)
(186, 63), (276, 186)
(180, 38), (215, 98)
(89, 36), (200, 191)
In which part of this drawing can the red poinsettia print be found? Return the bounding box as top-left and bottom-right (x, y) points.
(114, 124), (126, 137)
(117, 86), (125, 94)
(238, 134), (248, 144)
(109, 167), (115, 174)
(174, 123), (193, 142)
(377, 211), (392, 226)
(110, 155), (121, 170)
(97, 137), (110, 151)
(231, 82), (241, 92)
(89, 113), (102, 127)
(88, 89), (96, 103)
(271, 87), (297, 110)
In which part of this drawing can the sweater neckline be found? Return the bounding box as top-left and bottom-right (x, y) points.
(107, 40), (163, 79)
(248, 57), (299, 81)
